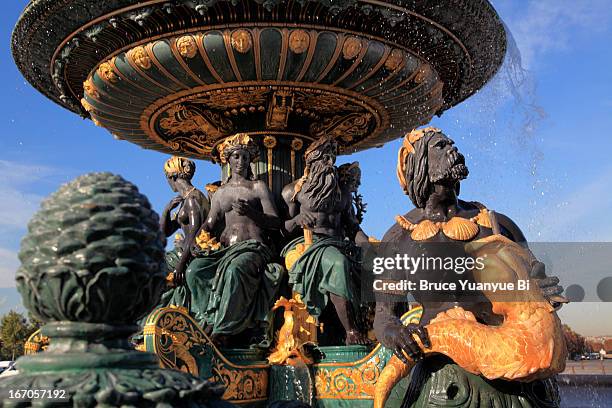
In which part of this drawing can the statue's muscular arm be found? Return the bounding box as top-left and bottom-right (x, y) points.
(281, 181), (315, 234)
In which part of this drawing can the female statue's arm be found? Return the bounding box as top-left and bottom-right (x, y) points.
(173, 197), (202, 286)
(160, 196), (182, 236)
(232, 181), (282, 230)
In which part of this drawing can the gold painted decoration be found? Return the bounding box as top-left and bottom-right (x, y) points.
(266, 90), (294, 130)
(342, 36), (363, 60)
(210, 357), (268, 402)
(128, 46), (152, 70)
(97, 61), (118, 83)
(310, 112), (372, 142)
(195, 229), (222, 251)
(80, 98), (94, 113)
(415, 64), (433, 84)
(160, 104), (234, 139)
(289, 30), (310, 54)
(315, 355), (383, 399)
(24, 329), (49, 355)
(395, 214), (482, 241)
(474, 208), (493, 228)
(176, 35), (198, 58)
(268, 293), (317, 365)
(384, 49), (404, 71)
(83, 78), (99, 99)
(443, 216), (480, 241)
(230, 29), (253, 53)
(374, 235), (567, 408)
(290, 138), (303, 181)
(263, 136), (277, 189)
(164, 155), (193, 177)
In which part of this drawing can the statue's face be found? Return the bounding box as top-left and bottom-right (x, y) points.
(228, 148), (251, 177)
(426, 132), (468, 184)
(166, 175), (178, 192)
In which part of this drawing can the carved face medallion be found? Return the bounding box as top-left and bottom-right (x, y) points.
(289, 30), (310, 54)
(385, 49), (404, 71)
(176, 35), (198, 59)
(129, 46), (152, 70)
(97, 61), (118, 83)
(342, 37), (362, 60)
(231, 29), (252, 53)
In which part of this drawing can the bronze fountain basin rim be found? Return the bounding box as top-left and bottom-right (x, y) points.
(12, 0), (507, 120)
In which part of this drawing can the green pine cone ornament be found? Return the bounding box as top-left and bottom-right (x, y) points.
(16, 172), (167, 324)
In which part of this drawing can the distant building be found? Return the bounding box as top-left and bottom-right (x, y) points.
(586, 336), (612, 353)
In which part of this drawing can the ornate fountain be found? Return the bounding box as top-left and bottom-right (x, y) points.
(9, 1), (568, 408)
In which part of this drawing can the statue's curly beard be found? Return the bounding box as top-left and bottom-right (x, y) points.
(303, 159), (341, 212)
(430, 150), (469, 184)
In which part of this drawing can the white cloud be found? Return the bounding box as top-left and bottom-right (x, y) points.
(0, 247), (19, 288)
(0, 160), (55, 230)
(498, 0), (612, 68)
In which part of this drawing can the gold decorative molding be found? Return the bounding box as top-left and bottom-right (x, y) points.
(263, 135), (277, 189)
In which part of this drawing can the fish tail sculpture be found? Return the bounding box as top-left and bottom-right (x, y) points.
(374, 235), (567, 408)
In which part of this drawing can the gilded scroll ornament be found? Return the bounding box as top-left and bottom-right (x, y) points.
(128, 46), (152, 70)
(263, 135), (277, 189)
(231, 29), (252, 53)
(289, 30), (310, 54)
(210, 357), (268, 401)
(80, 98), (94, 113)
(310, 113), (372, 142)
(314, 355), (383, 399)
(159, 104), (234, 139)
(176, 35), (198, 58)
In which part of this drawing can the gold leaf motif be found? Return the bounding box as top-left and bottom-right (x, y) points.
(128, 46), (152, 70)
(442, 217), (479, 241)
(231, 29), (252, 53)
(343, 36), (363, 59)
(176, 35), (198, 59)
(289, 30), (310, 54)
(98, 61), (118, 83)
(291, 138), (303, 151)
(263, 135), (277, 149)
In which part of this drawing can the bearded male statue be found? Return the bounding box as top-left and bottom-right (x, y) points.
(373, 127), (566, 407)
(281, 136), (369, 345)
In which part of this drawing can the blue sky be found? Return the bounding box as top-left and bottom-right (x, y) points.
(1, 0), (611, 335)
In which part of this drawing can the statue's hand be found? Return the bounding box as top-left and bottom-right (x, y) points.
(174, 262), (187, 287)
(296, 212), (316, 228)
(232, 199), (255, 216)
(384, 322), (430, 364)
(164, 196), (183, 213)
(535, 275), (568, 310)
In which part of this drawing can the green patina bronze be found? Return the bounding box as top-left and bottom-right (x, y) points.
(166, 240), (284, 339)
(282, 235), (361, 320)
(403, 357), (560, 408)
(0, 173), (233, 407)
